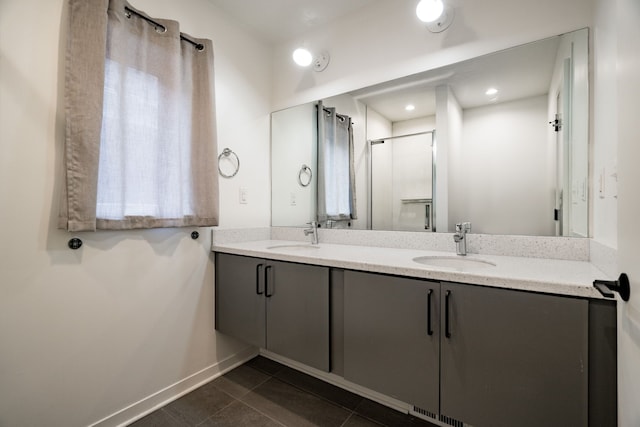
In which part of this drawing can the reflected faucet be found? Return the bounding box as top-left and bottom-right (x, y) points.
(454, 222), (471, 256)
(304, 221), (319, 245)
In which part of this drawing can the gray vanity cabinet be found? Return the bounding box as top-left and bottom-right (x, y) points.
(215, 253), (266, 348)
(215, 253), (330, 371)
(440, 281), (589, 427)
(343, 270), (440, 414)
(342, 272), (591, 427)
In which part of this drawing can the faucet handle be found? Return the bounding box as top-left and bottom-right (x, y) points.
(456, 222), (471, 232)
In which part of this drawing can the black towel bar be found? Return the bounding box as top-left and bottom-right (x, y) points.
(593, 273), (630, 301)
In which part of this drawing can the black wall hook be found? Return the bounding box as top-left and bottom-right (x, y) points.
(191, 231), (199, 240)
(68, 238), (83, 250)
(593, 273), (631, 301)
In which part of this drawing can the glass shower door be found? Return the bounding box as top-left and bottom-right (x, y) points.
(370, 132), (434, 231)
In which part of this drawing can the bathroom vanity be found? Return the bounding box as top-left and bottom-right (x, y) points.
(213, 240), (616, 427)
(215, 253), (330, 371)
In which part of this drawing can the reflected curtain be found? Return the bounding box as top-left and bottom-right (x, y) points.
(316, 101), (357, 222)
(59, 0), (218, 231)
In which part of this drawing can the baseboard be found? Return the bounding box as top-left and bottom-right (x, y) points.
(90, 346), (259, 427)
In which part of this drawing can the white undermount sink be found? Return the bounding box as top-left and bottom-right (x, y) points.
(266, 244), (320, 250)
(413, 255), (496, 271)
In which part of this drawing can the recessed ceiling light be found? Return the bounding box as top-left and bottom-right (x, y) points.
(405, 104), (416, 111)
(292, 48), (313, 67)
(485, 88), (498, 96)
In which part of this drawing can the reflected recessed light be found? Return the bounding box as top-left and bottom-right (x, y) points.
(485, 88), (498, 96)
(292, 48), (313, 67)
(405, 104), (416, 111)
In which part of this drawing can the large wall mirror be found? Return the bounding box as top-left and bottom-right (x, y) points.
(271, 28), (589, 237)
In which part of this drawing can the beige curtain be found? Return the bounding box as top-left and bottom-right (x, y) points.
(316, 101), (357, 222)
(59, 0), (218, 231)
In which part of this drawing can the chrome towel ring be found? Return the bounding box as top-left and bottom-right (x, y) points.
(298, 164), (312, 187)
(218, 148), (240, 178)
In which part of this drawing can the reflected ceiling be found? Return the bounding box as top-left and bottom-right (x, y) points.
(349, 36), (560, 122)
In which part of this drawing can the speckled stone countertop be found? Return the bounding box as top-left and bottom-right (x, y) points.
(212, 239), (611, 300)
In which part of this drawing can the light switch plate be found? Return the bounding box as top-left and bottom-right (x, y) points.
(239, 187), (248, 204)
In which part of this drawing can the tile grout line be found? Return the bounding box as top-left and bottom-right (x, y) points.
(233, 398), (289, 427)
(158, 408), (186, 426)
(221, 363), (289, 427)
(193, 397), (237, 427)
(274, 375), (365, 414)
(338, 411), (356, 427)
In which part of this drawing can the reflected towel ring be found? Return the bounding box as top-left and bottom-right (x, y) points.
(218, 148), (240, 178)
(298, 164), (313, 187)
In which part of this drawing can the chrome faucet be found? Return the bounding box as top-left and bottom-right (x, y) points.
(304, 221), (319, 245)
(454, 222), (471, 256)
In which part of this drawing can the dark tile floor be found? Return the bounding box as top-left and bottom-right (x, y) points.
(129, 356), (438, 427)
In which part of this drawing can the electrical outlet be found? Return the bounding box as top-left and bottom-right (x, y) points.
(239, 187), (248, 204)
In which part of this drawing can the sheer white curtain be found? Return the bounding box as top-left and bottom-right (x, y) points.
(59, 0), (218, 231)
(316, 102), (357, 222)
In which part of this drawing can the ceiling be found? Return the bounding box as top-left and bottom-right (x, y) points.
(208, 0), (380, 43)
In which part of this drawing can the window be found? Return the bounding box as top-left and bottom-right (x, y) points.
(59, 1), (218, 231)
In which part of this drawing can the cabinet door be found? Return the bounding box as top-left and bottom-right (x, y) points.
(215, 253), (266, 348)
(440, 282), (588, 427)
(343, 271), (440, 414)
(266, 260), (330, 372)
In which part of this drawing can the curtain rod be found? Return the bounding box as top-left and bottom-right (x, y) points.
(316, 105), (351, 123)
(124, 6), (204, 51)
(369, 130), (435, 144)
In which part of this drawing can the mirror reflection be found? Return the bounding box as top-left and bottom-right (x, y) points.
(271, 28), (589, 237)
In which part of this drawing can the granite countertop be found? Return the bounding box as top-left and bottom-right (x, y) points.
(212, 240), (612, 300)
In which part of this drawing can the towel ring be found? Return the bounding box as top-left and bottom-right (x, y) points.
(298, 164), (313, 187)
(218, 148), (240, 178)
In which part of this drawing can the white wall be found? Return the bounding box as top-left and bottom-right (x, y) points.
(453, 95), (553, 236)
(0, 0), (271, 426)
(271, 0), (593, 111)
(598, 0), (640, 424)
(591, 0), (618, 248)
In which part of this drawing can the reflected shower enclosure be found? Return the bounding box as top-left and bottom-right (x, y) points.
(370, 132), (435, 232)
